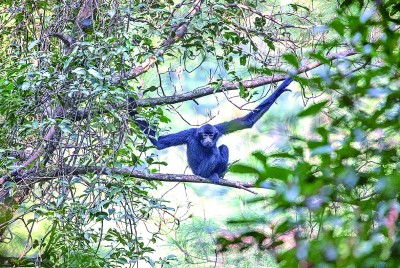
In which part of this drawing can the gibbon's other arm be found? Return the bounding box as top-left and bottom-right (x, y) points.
(215, 77), (293, 135)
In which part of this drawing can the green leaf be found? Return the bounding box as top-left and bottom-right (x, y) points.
(274, 220), (292, 234)
(283, 53), (299, 68)
(330, 18), (345, 36)
(309, 52), (330, 64)
(63, 57), (73, 70)
(88, 69), (104, 80)
(238, 82), (249, 98)
(340, 0), (354, 8)
(230, 164), (260, 175)
(252, 151), (267, 164)
(240, 55), (247, 66)
(289, 4), (310, 12)
(28, 40), (40, 50)
(269, 152), (296, 159)
(298, 101), (329, 117)
(94, 211), (108, 220)
(264, 166), (292, 181)
(72, 67), (87, 75)
(266, 40), (275, 51)
(227, 216), (265, 224)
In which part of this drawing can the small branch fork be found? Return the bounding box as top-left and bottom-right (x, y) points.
(110, 0), (203, 84)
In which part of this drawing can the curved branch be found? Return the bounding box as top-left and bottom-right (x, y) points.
(47, 32), (75, 48)
(31, 166), (260, 194)
(136, 48), (357, 107)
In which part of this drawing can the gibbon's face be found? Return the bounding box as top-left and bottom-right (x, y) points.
(197, 124), (219, 148)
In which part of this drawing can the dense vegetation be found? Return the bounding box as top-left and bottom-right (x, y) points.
(0, 0), (399, 267)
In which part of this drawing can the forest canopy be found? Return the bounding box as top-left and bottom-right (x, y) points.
(0, 0), (399, 267)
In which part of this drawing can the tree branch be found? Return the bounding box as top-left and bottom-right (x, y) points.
(136, 48), (357, 107)
(30, 166), (259, 194)
(0, 126), (57, 185)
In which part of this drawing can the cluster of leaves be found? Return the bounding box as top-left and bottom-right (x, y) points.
(0, 1), (181, 266)
(219, 2), (400, 267)
(36, 176), (172, 267)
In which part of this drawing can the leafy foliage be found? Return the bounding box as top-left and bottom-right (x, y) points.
(219, 1), (400, 266)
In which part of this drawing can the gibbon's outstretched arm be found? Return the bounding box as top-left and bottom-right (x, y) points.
(151, 129), (194, 150)
(215, 77), (293, 135)
(128, 97), (194, 150)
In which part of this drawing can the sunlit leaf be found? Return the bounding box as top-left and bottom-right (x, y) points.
(298, 101), (329, 117)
